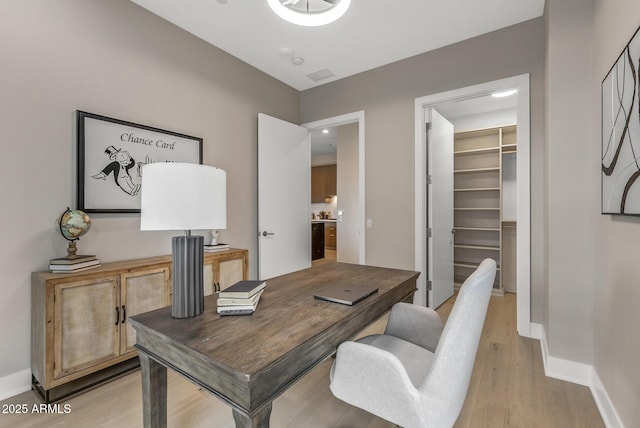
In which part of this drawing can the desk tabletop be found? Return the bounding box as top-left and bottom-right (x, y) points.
(130, 262), (418, 411)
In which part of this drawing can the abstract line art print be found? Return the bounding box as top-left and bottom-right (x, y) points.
(602, 25), (640, 215)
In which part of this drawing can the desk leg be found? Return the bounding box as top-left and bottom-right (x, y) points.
(139, 352), (167, 428)
(232, 402), (272, 428)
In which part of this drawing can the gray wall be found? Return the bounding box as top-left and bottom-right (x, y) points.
(592, 0), (640, 425)
(544, 0), (596, 364)
(336, 123), (360, 264)
(301, 18), (546, 321)
(0, 0), (298, 381)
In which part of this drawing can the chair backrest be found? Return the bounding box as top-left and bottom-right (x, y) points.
(418, 258), (496, 426)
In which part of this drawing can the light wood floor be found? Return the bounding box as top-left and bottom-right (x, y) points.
(1, 293), (603, 428)
(312, 248), (337, 266)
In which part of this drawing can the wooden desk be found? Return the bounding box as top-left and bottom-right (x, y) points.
(129, 262), (419, 427)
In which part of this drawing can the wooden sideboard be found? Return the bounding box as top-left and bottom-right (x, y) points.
(31, 248), (248, 402)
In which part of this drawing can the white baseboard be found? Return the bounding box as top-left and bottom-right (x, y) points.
(528, 322), (544, 340)
(590, 368), (625, 428)
(0, 369), (31, 402)
(531, 322), (624, 428)
(533, 322), (590, 385)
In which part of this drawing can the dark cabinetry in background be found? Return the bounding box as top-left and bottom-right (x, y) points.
(311, 222), (325, 260)
(311, 164), (337, 203)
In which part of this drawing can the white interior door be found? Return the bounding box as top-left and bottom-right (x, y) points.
(258, 113), (311, 280)
(427, 108), (454, 308)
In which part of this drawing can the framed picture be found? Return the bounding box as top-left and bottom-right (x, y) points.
(602, 25), (640, 215)
(77, 111), (203, 213)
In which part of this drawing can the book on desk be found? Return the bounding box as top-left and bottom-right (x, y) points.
(218, 280), (266, 299)
(217, 280), (266, 315)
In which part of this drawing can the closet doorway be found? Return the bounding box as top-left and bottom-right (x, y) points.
(414, 74), (531, 337)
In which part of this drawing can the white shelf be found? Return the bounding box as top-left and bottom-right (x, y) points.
(454, 244), (500, 251)
(454, 227), (500, 231)
(454, 147), (500, 155)
(454, 167), (500, 174)
(454, 187), (500, 192)
(454, 207), (500, 211)
(502, 144), (517, 153)
(454, 261), (501, 271)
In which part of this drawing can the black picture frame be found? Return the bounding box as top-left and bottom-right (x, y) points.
(77, 111), (203, 213)
(601, 24), (640, 215)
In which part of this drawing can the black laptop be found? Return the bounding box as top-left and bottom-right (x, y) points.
(313, 284), (379, 306)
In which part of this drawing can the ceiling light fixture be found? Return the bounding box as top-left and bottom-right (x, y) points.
(266, 0), (351, 27)
(491, 89), (518, 98)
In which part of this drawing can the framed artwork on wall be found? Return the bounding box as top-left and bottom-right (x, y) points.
(77, 111), (203, 213)
(602, 25), (640, 215)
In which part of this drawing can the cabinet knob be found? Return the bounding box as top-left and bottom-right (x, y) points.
(115, 307), (120, 325)
(121, 305), (126, 324)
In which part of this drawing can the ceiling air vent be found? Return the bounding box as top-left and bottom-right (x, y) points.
(307, 69), (335, 82)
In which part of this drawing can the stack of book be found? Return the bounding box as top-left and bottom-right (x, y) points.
(49, 255), (101, 273)
(217, 280), (266, 316)
(204, 243), (230, 253)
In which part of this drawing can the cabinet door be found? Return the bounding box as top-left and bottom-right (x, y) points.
(120, 267), (170, 354)
(218, 257), (245, 290)
(324, 164), (337, 196)
(204, 262), (216, 296)
(325, 224), (337, 249)
(204, 252), (248, 293)
(311, 165), (337, 202)
(53, 276), (120, 380)
(311, 223), (325, 260)
(311, 166), (325, 203)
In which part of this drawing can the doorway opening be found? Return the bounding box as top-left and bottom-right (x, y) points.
(414, 74), (532, 337)
(303, 111), (365, 265)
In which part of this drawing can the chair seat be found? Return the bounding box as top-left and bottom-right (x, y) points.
(356, 334), (435, 387)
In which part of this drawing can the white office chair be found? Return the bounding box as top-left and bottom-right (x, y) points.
(329, 258), (497, 428)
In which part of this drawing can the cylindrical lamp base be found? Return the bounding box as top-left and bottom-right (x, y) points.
(171, 235), (204, 318)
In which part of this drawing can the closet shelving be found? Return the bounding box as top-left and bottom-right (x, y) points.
(453, 125), (517, 293)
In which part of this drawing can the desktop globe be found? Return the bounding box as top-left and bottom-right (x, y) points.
(59, 209), (91, 241)
(57, 208), (91, 258)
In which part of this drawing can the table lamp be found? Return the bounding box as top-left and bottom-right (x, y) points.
(140, 162), (226, 318)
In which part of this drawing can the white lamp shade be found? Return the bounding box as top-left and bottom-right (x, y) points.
(140, 163), (226, 231)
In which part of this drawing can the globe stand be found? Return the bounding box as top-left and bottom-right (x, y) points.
(65, 240), (79, 258)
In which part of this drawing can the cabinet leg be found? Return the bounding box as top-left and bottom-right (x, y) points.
(139, 352), (167, 428)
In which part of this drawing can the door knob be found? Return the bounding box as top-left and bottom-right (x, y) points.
(261, 231), (275, 237)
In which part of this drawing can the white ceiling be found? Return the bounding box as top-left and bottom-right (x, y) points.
(128, 0), (544, 91)
(311, 127), (337, 159)
(435, 91), (517, 119)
